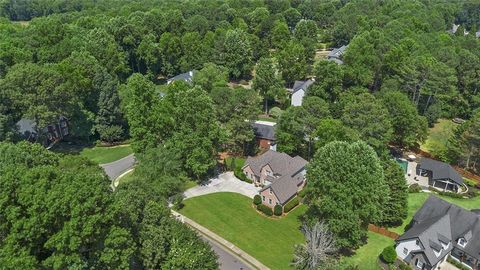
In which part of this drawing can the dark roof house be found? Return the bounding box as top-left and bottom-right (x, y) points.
(16, 116), (69, 148)
(290, 79), (315, 106)
(252, 122), (276, 141)
(327, 45), (348, 64)
(166, 70), (196, 85)
(418, 158), (463, 193)
(396, 196), (480, 269)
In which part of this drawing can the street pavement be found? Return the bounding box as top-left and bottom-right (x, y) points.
(100, 154), (135, 181)
(201, 235), (252, 270)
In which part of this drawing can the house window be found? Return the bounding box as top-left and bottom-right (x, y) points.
(403, 248), (408, 255)
(458, 238), (467, 247)
(416, 239), (420, 246)
(269, 199), (272, 204)
(269, 189), (272, 194)
(262, 196), (265, 201)
(416, 259), (423, 269)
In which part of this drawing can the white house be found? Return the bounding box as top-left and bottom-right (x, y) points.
(290, 79), (315, 107)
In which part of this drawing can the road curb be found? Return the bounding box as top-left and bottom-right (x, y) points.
(171, 210), (270, 270)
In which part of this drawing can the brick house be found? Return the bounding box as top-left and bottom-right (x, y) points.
(242, 150), (307, 208)
(251, 121), (276, 151)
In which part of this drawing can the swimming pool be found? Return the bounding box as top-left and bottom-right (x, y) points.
(396, 158), (408, 174)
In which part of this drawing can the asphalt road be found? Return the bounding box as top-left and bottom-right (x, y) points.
(200, 235), (253, 270)
(100, 154), (135, 180)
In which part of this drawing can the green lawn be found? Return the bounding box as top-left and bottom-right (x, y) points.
(118, 169), (136, 185)
(179, 192), (305, 270)
(257, 116), (277, 123)
(224, 157), (246, 170)
(390, 193), (480, 234)
(340, 232), (394, 270)
(80, 145), (133, 164)
(420, 119), (457, 157)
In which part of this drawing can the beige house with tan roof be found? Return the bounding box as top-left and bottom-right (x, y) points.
(242, 150), (308, 208)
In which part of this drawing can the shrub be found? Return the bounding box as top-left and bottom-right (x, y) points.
(408, 184), (421, 193)
(257, 204), (273, 216)
(253, 195), (262, 205)
(269, 107), (283, 119)
(466, 190), (478, 198)
(283, 197), (299, 213)
(447, 256), (470, 270)
(298, 188), (308, 199)
(274, 204), (282, 216)
(464, 178), (477, 187)
(234, 168), (252, 183)
(381, 246), (397, 264)
(399, 263), (412, 270)
(437, 190), (464, 199)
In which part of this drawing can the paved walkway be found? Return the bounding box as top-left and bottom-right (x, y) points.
(184, 172), (261, 199)
(172, 210), (269, 270)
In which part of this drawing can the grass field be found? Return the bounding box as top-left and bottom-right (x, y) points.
(224, 157), (245, 170)
(340, 232), (394, 270)
(420, 119), (457, 157)
(80, 145), (133, 164)
(179, 192), (305, 269)
(390, 193), (480, 234)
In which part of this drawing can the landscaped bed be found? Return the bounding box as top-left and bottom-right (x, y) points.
(179, 192), (305, 270)
(80, 144), (133, 164)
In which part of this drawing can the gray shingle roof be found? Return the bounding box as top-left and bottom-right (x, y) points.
(252, 122), (276, 141)
(327, 45), (348, 59)
(397, 196), (480, 265)
(419, 158), (463, 185)
(292, 79), (315, 94)
(167, 70), (196, 84)
(244, 150), (308, 204)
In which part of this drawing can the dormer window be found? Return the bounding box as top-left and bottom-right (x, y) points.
(269, 189), (272, 194)
(458, 238), (467, 247)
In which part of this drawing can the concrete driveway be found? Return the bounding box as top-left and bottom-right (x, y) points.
(184, 172), (261, 199)
(100, 154), (135, 181)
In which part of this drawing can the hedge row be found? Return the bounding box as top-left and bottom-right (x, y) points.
(284, 197), (299, 213)
(234, 168), (252, 183)
(274, 204), (282, 216)
(257, 204), (273, 216)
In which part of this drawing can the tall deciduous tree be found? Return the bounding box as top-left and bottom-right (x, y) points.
(340, 93), (393, 152)
(222, 28), (252, 79)
(277, 40), (307, 84)
(447, 110), (480, 172)
(253, 57), (285, 114)
(379, 91), (427, 148)
(305, 141), (387, 250)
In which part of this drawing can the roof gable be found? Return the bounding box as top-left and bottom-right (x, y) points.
(419, 158), (463, 185)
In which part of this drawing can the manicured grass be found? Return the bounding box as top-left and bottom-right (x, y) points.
(179, 192), (305, 270)
(420, 119), (457, 157)
(80, 145), (133, 164)
(224, 157), (246, 170)
(118, 170), (136, 185)
(340, 232), (394, 270)
(390, 193), (480, 234)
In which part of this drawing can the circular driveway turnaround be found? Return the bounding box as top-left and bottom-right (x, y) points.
(183, 172), (261, 199)
(100, 154), (135, 181)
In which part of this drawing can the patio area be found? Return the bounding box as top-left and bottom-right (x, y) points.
(405, 161), (429, 189)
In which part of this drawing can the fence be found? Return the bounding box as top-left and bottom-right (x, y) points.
(368, 224), (399, 240)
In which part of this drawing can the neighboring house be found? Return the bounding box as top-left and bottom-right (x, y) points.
(396, 196), (480, 270)
(166, 70), (196, 85)
(17, 116), (69, 147)
(242, 150), (308, 208)
(252, 120), (276, 151)
(327, 45), (348, 64)
(417, 158), (464, 193)
(447, 24), (469, 36)
(290, 79), (315, 107)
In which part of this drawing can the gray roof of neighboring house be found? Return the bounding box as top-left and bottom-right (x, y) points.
(17, 118), (37, 134)
(292, 79), (315, 94)
(419, 158), (463, 185)
(167, 70), (196, 84)
(397, 196), (480, 265)
(327, 57), (344, 64)
(252, 122), (276, 141)
(265, 173), (304, 204)
(327, 45), (348, 60)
